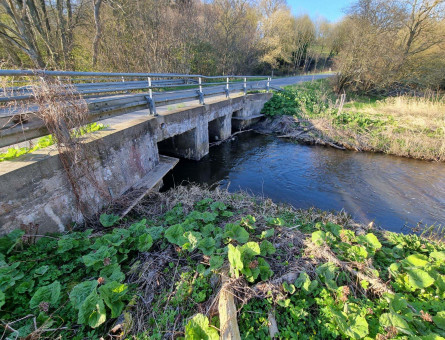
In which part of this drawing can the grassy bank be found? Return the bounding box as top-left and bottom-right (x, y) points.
(259, 80), (445, 161)
(0, 186), (444, 339)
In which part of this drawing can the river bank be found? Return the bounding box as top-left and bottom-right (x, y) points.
(0, 185), (444, 339)
(258, 80), (445, 162)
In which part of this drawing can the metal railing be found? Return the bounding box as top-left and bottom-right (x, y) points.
(0, 70), (271, 108)
(0, 70), (272, 148)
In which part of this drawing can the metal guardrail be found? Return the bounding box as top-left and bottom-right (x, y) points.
(0, 70), (272, 148)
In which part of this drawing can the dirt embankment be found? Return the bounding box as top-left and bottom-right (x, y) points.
(254, 116), (347, 151)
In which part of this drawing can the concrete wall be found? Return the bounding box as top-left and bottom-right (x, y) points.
(0, 93), (272, 234)
(0, 119), (159, 234)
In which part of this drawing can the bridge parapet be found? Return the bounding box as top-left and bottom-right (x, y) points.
(0, 93), (272, 234)
(0, 70), (272, 148)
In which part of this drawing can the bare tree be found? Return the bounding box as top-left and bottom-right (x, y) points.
(0, 0), (86, 68)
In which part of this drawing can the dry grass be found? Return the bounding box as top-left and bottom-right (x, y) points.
(340, 94), (445, 161)
(261, 90), (445, 161)
(31, 77), (111, 222)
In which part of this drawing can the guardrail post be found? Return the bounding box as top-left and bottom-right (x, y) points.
(225, 77), (230, 98)
(197, 77), (205, 105)
(145, 77), (157, 116)
(243, 77), (247, 96)
(266, 77), (270, 93)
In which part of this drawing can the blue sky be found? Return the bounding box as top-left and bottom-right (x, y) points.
(287, 0), (355, 22)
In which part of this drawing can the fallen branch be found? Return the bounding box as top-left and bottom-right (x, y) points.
(306, 241), (392, 295)
(278, 127), (314, 139)
(209, 130), (253, 147)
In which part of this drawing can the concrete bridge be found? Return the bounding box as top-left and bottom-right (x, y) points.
(0, 71), (331, 234)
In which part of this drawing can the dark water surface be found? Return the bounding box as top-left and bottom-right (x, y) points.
(163, 132), (445, 233)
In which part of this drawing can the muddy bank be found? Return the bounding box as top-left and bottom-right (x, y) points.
(254, 115), (350, 151)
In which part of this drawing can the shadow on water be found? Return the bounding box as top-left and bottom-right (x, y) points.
(162, 131), (445, 233)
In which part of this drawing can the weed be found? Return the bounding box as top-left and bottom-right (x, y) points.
(0, 122), (106, 162)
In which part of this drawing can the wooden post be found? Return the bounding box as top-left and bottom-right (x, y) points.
(219, 276), (241, 340)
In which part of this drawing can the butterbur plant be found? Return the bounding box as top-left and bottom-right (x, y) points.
(228, 242), (274, 282)
(185, 313), (219, 339)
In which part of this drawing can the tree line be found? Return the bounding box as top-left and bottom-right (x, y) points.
(1, 0), (444, 91)
(0, 0), (341, 75)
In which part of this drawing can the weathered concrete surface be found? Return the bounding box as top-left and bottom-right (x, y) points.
(0, 119), (160, 234)
(209, 114), (232, 142)
(0, 93), (272, 234)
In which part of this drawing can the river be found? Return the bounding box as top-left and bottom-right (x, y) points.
(163, 131), (445, 233)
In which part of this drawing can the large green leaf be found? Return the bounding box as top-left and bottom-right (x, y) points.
(260, 229), (275, 239)
(99, 263), (125, 283)
(147, 226), (164, 241)
(257, 257), (273, 281)
(433, 311), (445, 330)
(0, 290), (5, 309)
(430, 251), (445, 262)
(295, 272), (310, 289)
(228, 244), (243, 277)
(240, 242), (261, 258)
(347, 245), (368, 261)
(406, 269), (435, 289)
(69, 281), (99, 307)
(380, 312), (413, 335)
(184, 313), (219, 340)
(82, 246), (117, 268)
(260, 240), (276, 256)
(197, 238), (216, 256)
(98, 281), (128, 318)
(77, 293), (107, 328)
(165, 224), (186, 246)
(0, 229), (25, 254)
(224, 224), (249, 244)
(311, 231), (326, 245)
(99, 213), (120, 227)
(136, 233), (153, 252)
(358, 233), (382, 251)
(404, 254), (429, 268)
(209, 256), (224, 270)
(29, 281), (61, 310)
(331, 310), (369, 339)
(316, 262), (338, 281)
(182, 231), (202, 252)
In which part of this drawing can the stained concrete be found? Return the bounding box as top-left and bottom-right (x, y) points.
(0, 93), (272, 234)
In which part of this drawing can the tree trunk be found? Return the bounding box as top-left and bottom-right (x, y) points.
(92, 0), (103, 67)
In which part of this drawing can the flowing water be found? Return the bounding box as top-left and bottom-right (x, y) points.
(163, 131), (445, 233)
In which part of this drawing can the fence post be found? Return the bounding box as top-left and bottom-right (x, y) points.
(225, 77), (230, 98)
(243, 77), (247, 96)
(145, 77), (157, 116)
(198, 77), (205, 105)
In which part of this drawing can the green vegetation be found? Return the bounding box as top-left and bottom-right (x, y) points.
(0, 186), (444, 339)
(261, 80), (445, 161)
(0, 122), (106, 162)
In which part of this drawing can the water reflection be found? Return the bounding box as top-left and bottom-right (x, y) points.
(163, 132), (445, 233)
